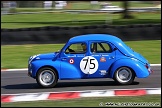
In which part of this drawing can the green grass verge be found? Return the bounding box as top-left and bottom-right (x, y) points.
(2, 1), (156, 12)
(68, 1), (156, 10)
(1, 95), (161, 107)
(1, 40), (161, 69)
(1, 12), (161, 28)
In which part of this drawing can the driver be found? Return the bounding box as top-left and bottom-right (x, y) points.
(81, 43), (86, 52)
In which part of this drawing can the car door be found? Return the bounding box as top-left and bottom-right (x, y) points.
(60, 42), (88, 79)
(87, 41), (116, 78)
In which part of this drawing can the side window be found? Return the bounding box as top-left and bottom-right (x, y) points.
(65, 43), (87, 54)
(91, 42), (111, 53)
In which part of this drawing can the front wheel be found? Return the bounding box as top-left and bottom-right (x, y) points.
(36, 67), (58, 88)
(114, 67), (135, 85)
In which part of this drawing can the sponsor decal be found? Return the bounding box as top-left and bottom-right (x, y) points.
(99, 70), (107, 75)
(100, 57), (106, 62)
(67, 55), (76, 57)
(91, 55), (100, 57)
(102, 55), (109, 56)
(77, 55), (85, 57)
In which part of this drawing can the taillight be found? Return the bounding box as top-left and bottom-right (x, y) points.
(145, 64), (153, 73)
(145, 65), (148, 69)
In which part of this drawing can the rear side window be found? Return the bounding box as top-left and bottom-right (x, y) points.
(91, 42), (112, 53)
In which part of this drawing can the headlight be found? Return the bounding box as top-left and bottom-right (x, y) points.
(28, 54), (40, 64)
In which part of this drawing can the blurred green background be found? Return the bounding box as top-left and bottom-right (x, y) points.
(1, 1), (161, 28)
(1, 1), (161, 68)
(1, 1), (161, 107)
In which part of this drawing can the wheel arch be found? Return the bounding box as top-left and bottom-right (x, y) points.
(109, 58), (149, 78)
(112, 66), (136, 79)
(36, 65), (59, 79)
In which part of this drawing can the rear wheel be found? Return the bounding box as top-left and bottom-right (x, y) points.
(36, 67), (58, 88)
(114, 67), (135, 85)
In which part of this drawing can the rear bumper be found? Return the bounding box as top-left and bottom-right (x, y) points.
(149, 69), (154, 74)
(148, 66), (153, 74)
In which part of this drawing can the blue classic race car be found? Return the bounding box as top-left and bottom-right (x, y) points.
(28, 34), (152, 88)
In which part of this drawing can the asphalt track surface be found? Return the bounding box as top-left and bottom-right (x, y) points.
(1, 66), (161, 94)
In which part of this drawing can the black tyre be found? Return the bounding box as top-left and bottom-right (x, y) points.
(114, 67), (135, 85)
(36, 67), (58, 88)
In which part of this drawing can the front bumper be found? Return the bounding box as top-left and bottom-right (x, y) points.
(28, 64), (32, 77)
(28, 71), (32, 77)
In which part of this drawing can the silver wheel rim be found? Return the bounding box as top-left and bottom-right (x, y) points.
(39, 70), (55, 86)
(116, 67), (132, 83)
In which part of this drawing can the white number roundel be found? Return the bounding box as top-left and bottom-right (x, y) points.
(80, 56), (98, 74)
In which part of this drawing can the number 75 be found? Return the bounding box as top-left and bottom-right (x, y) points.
(83, 58), (95, 70)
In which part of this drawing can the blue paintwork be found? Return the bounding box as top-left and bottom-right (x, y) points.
(30, 60), (61, 78)
(109, 58), (150, 78)
(28, 34), (151, 80)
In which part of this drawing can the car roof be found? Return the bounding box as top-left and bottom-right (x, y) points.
(68, 34), (135, 57)
(69, 34), (122, 43)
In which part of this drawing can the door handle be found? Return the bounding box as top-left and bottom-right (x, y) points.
(109, 56), (114, 59)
